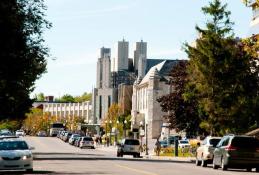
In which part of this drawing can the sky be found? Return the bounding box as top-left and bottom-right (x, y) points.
(32, 0), (252, 98)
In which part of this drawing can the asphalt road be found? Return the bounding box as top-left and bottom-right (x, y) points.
(12, 136), (257, 175)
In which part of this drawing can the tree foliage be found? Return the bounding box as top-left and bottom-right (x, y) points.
(157, 61), (203, 136)
(0, 0), (51, 121)
(55, 92), (92, 103)
(185, 0), (259, 135)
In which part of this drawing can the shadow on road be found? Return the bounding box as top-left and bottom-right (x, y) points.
(0, 170), (54, 174)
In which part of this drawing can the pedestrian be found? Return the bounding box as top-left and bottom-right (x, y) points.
(155, 138), (161, 156)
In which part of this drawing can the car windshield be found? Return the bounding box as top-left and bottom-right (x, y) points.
(209, 138), (221, 147)
(125, 139), (140, 145)
(83, 137), (93, 141)
(179, 140), (189, 144)
(73, 134), (80, 138)
(0, 141), (29, 150)
(231, 137), (259, 149)
(51, 123), (64, 128)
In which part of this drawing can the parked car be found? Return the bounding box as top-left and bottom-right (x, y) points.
(79, 137), (95, 149)
(159, 140), (169, 148)
(63, 132), (72, 142)
(0, 139), (33, 172)
(0, 129), (13, 136)
(15, 130), (25, 137)
(196, 136), (221, 167)
(178, 140), (190, 149)
(213, 134), (259, 172)
(74, 137), (81, 147)
(37, 131), (47, 137)
(117, 139), (141, 158)
(69, 134), (81, 145)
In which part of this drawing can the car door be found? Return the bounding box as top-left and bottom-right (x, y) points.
(214, 137), (226, 165)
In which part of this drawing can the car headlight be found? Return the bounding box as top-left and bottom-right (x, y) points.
(22, 154), (32, 160)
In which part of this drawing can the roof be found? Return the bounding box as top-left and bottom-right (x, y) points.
(139, 60), (181, 85)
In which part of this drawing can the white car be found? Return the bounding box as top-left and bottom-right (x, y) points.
(15, 130), (25, 137)
(0, 139), (33, 172)
(79, 137), (95, 149)
(178, 140), (190, 149)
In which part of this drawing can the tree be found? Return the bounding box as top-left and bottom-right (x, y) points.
(0, 0), (51, 121)
(34, 92), (45, 101)
(55, 94), (75, 102)
(157, 61), (203, 136)
(184, 0), (259, 135)
(74, 92), (92, 102)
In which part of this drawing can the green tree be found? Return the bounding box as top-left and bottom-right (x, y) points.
(0, 0), (51, 121)
(55, 94), (75, 102)
(74, 92), (92, 102)
(184, 0), (259, 135)
(157, 61), (203, 136)
(34, 93), (45, 101)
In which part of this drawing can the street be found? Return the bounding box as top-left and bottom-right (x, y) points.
(2, 136), (254, 174)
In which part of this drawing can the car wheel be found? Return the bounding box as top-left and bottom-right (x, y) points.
(195, 157), (201, 166)
(201, 157), (207, 167)
(137, 153), (140, 158)
(26, 168), (33, 173)
(221, 157), (227, 171)
(117, 152), (120, 157)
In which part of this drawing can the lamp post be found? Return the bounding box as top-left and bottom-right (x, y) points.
(105, 120), (108, 147)
(123, 120), (127, 138)
(145, 123), (148, 155)
(115, 120), (119, 145)
(109, 120), (112, 146)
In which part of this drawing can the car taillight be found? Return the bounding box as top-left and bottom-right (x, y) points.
(225, 145), (238, 151)
(256, 148), (259, 152)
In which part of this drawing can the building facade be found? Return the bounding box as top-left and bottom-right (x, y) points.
(131, 60), (181, 149)
(43, 101), (92, 122)
(247, 0), (259, 36)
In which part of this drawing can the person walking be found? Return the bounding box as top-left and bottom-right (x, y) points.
(155, 138), (161, 156)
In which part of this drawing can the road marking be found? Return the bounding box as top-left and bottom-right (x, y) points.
(114, 164), (159, 175)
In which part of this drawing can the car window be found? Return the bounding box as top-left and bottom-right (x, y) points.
(124, 139), (140, 145)
(222, 137), (230, 146)
(231, 137), (259, 149)
(209, 138), (221, 147)
(83, 137), (93, 141)
(179, 140), (189, 144)
(0, 141), (29, 150)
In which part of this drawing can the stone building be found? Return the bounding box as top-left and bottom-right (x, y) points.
(131, 60), (181, 149)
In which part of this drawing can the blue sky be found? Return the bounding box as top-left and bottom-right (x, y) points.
(32, 0), (252, 98)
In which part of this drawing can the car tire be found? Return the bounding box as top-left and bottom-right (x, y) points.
(201, 157), (207, 167)
(221, 157), (227, 171)
(137, 153), (140, 158)
(117, 152), (120, 157)
(26, 168), (33, 173)
(195, 157), (201, 166)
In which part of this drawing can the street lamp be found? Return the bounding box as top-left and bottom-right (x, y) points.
(123, 120), (127, 138)
(105, 120), (108, 147)
(109, 120), (112, 146)
(115, 120), (119, 145)
(145, 123), (148, 155)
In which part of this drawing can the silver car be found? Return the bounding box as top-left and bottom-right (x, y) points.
(0, 139), (33, 172)
(79, 137), (95, 149)
(117, 139), (140, 158)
